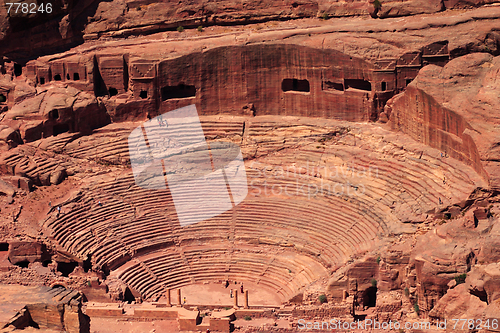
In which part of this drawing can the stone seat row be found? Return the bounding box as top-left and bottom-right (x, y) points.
(116, 246), (328, 301)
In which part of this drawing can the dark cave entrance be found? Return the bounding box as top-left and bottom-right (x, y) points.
(15, 260), (30, 268)
(361, 287), (377, 308)
(54, 74), (62, 81)
(83, 254), (92, 273)
(49, 109), (59, 120)
(345, 79), (371, 91)
(0, 243), (8, 251)
(282, 78), (310, 92)
(57, 262), (78, 277)
(161, 84), (196, 100)
(52, 284), (66, 290)
(123, 287), (136, 303)
(14, 63), (22, 77)
(108, 87), (118, 96)
(53, 123), (70, 136)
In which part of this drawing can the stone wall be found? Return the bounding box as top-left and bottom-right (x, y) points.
(291, 304), (351, 318)
(387, 53), (500, 186)
(389, 85), (486, 179)
(22, 35), (454, 126)
(0, 285), (90, 333)
(157, 44), (377, 121)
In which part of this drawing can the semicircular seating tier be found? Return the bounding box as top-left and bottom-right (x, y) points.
(41, 118), (485, 301)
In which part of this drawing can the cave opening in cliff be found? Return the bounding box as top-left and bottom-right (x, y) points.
(323, 81), (344, 92)
(49, 109), (59, 120)
(161, 84), (196, 100)
(0, 243), (8, 251)
(406, 78), (413, 86)
(361, 287), (377, 307)
(109, 87), (118, 96)
(140, 90), (148, 99)
(282, 79), (310, 92)
(123, 287), (136, 303)
(15, 260), (30, 268)
(345, 79), (371, 91)
(54, 74), (62, 81)
(39, 77), (45, 85)
(42, 260), (52, 267)
(123, 60), (129, 92)
(83, 254), (92, 273)
(381, 82), (387, 91)
(53, 123), (70, 136)
(57, 262), (78, 277)
(14, 63), (22, 77)
(0, 94), (6, 103)
(471, 288), (488, 303)
(74, 73), (80, 80)
(66, 74), (70, 80)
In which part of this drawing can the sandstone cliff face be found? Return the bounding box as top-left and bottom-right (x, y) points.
(156, 43), (376, 121)
(387, 53), (500, 188)
(0, 0), (104, 61)
(3, 83), (108, 142)
(7, 241), (51, 265)
(0, 284), (89, 332)
(375, 0), (500, 19)
(2, 0), (500, 60)
(429, 263), (500, 322)
(2, 2), (500, 327)
(376, 0), (444, 18)
(14, 4), (499, 129)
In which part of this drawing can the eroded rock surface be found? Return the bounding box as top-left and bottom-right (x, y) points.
(1, 2), (500, 331)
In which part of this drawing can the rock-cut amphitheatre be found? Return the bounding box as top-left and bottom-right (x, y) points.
(1, 1), (500, 332)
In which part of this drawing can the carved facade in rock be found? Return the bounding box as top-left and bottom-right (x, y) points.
(23, 41), (450, 126)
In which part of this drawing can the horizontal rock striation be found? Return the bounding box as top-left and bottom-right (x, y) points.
(2, 0), (499, 60)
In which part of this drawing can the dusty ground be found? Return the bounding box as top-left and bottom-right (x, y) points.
(164, 282), (281, 307)
(90, 318), (179, 333)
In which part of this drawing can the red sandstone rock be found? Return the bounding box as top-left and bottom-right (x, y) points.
(0, 178), (16, 197)
(388, 53), (500, 189)
(5, 85), (108, 142)
(7, 241), (50, 265)
(428, 283), (487, 319)
(377, 0), (444, 18)
(1, 3), (500, 329)
(468, 263), (500, 304)
(2, 175), (32, 192)
(12, 82), (36, 104)
(1, 0), (499, 61)
(429, 263), (500, 321)
(0, 284), (90, 332)
(408, 217), (490, 312)
(49, 167), (67, 186)
(0, 125), (22, 148)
